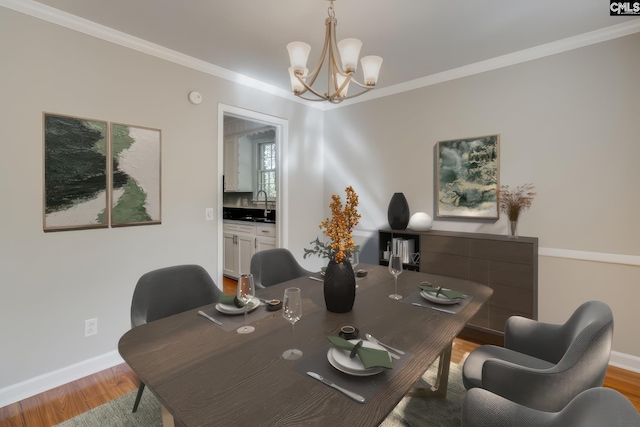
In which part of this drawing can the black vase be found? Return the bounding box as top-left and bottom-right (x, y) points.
(324, 259), (356, 313)
(387, 192), (410, 230)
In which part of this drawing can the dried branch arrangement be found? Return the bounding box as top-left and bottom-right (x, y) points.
(499, 183), (536, 221)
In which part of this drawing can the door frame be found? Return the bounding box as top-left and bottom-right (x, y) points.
(217, 104), (289, 289)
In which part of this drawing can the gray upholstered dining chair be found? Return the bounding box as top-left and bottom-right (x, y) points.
(250, 248), (312, 289)
(462, 300), (613, 412)
(130, 264), (221, 412)
(462, 387), (640, 427)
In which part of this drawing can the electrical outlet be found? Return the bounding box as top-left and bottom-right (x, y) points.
(205, 208), (214, 221)
(85, 318), (98, 337)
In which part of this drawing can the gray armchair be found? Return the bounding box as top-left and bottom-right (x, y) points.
(130, 264), (221, 412)
(462, 387), (640, 427)
(462, 300), (613, 412)
(250, 248), (312, 289)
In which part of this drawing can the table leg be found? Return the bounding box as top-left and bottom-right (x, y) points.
(161, 404), (175, 427)
(407, 341), (452, 398)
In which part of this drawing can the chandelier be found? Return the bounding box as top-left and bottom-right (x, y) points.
(286, 0), (383, 104)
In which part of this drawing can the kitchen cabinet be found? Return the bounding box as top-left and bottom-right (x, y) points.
(255, 224), (277, 252)
(223, 221), (276, 279)
(223, 136), (252, 192)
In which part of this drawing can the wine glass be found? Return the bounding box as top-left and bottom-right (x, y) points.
(350, 251), (360, 288)
(350, 251), (360, 272)
(388, 246), (403, 300)
(236, 274), (255, 334)
(282, 287), (303, 360)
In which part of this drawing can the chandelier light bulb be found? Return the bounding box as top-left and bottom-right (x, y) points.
(361, 55), (383, 86)
(288, 67), (308, 93)
(337, 38), (362, 72)
(335, 73), (351, 98)
(287, 42), (311, 73)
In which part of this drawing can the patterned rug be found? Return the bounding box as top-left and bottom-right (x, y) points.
(57, 363), (465, 427)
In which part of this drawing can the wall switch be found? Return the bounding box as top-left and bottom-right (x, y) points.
(85, 318), (97, 337)
(205, 208), (214, 221)
(242, 198), (248, 207)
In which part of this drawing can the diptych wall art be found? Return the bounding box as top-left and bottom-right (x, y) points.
(43, 113), (109, 231)
(436, 134), (499, 219)
(43, 113), (161, 232)
(111, 123), (161, 227)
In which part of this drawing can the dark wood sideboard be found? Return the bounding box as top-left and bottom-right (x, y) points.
(379, 229), (538, 341)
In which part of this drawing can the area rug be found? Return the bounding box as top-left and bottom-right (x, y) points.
(56, 363), (465, 427)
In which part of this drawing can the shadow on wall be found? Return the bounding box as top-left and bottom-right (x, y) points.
(357, 234), (380, 266)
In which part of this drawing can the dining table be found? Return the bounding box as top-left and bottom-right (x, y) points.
(118, 264), (492, 426)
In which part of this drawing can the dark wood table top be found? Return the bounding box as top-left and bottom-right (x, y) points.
(118, 264), (492, 426)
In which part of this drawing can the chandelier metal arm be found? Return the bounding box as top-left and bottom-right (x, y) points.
(296, 17), (336, 98)
(293, 73), (332, 100)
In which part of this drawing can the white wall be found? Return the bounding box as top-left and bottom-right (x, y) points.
(324, 33), (640, 359)
(0, 6), (325, 400)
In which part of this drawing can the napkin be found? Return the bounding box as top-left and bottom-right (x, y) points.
(327, 336), (393, 370)
(218, 294), (255, 308)
(419, 285), (465, 300)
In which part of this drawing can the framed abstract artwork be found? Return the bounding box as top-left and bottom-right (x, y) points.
(436, 134), (500, 219)
(110, 123), (162, 226)
(43, 113), (109, 231)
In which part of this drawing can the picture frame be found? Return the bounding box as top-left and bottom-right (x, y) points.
(43, 113), (109, 232)
(436, 134), (500, 219)
(110, 123), (162, 227)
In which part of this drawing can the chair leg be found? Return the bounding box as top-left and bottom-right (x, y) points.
(132, 382), (146, 413)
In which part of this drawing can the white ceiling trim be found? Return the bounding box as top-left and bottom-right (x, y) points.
(3, 0), (640, 112)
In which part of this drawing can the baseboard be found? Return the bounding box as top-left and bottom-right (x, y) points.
(610, 350), (640, 374)
(0, 350), (124, 408)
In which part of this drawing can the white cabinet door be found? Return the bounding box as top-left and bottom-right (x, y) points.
(223, 232), (238, 277)
(223, 135), (252, 192)
(237, 233), (255, 276)
(255, 236), (276, 252)
(223, 136), (238, 191)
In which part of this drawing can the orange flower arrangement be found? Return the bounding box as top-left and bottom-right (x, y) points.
(304, 186), (361, 264)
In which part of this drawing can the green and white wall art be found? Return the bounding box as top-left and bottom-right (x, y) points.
(436, 134), (499, 219)
(43, 113), (161, 231)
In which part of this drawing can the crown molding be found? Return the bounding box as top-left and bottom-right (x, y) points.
(0, 0), (322, 110)
(2, 1), (639, 112)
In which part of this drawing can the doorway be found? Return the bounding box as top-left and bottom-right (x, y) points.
(217, 104), (288, 288)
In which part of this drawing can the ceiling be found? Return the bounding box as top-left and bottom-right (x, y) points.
(23, 0), (640, 100)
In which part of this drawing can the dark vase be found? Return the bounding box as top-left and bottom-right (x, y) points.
(324, 259), (356, 313)
(387, 192), (410, 230)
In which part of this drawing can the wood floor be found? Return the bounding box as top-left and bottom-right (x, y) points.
(1, 337), (639, 427)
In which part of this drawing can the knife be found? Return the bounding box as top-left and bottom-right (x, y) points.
(306, 372), (365, 403)
(197, 310), (223, 326)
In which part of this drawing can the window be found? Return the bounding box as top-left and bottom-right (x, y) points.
(257, 141), (276, 199)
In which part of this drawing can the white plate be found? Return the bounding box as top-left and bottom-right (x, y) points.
(327, 339), (389, 376)
(327, 350), (385, 376)
(215, 297), (261, 315)
(420, 290), (460, 305)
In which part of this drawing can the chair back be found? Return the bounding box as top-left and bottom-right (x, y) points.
(550, 300), (613, 386)
(250, 248), (312, 288)
(131, 264), (220, 328)
(462, 387), (640, 427)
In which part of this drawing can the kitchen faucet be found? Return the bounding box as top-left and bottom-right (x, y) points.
(256, 190), (270, 218)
